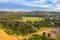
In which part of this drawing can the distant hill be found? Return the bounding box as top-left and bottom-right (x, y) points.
(49, 12), (60, 15)
(0, 11), (60, 16)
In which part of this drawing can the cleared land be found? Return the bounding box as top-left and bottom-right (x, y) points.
(23, 17), (44, 21)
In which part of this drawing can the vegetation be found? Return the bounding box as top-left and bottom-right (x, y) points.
(56, 34), (60, 40)
(0, 11), (60, 40)
(23, 17), (44, 21)
(28, 32), (56, 40)
(0, 15), (60, 35)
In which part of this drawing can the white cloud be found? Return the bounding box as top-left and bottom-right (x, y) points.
(35, 0), (60, 4)
(0, 0), (60, 11)
(53, 3), (60, 11)
(35, 0), (46, 3)
(0, 9), (28, 12)
(51, 0), (59, 3)
(0, 0), (11, 2)
(16, 0), (54, 8)
(52, 0), (58, 3)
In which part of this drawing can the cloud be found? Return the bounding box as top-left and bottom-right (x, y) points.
(0, 9), (27, 12)
(14, 0), (53, 8)
(0, 0), (59, 8)
(53, 3), (60, 11)
(35, 0), (46, 4)
(0, 0), (12, 3)
(50, 0), (59, 3)
(0, 0), (60, 11)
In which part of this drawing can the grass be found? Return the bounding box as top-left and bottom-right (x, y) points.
(23, 17), (44, 21)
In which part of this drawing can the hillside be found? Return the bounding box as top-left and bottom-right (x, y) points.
(0, 28), (56, 40)
(0, 29), (19, 40)
(0, 28), (50, 40)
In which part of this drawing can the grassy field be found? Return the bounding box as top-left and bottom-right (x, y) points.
(23, 17), (44, 21)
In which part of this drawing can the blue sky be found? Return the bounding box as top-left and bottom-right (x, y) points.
(0, 0), (60, 11)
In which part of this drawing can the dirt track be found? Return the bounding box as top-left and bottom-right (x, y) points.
(0, 28), (52, 40)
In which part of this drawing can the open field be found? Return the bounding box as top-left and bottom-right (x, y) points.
(23, 17), (44, 21)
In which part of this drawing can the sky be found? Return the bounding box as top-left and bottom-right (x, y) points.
(0, 0), (60, 11)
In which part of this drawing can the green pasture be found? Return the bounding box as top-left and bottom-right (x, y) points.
(23, 17), (44, 21)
